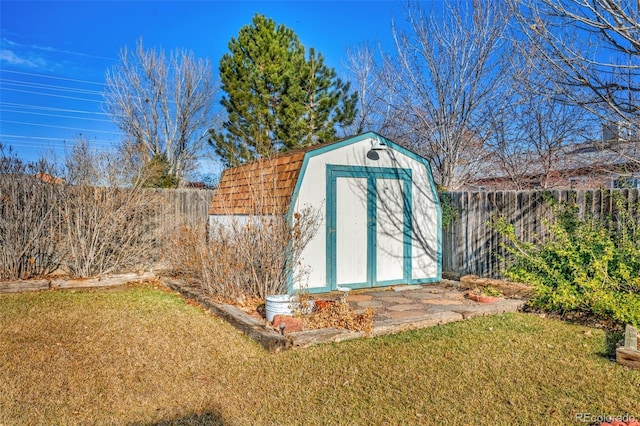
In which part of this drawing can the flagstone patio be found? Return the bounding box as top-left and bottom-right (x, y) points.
(161, 277), (526, 351)
(287, 280), (526, 348)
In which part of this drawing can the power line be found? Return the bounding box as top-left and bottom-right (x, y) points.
(0, 134), (118, 146)
(1, 102), (109, 116)
(0, 87), (104, 103)
(0, 69), (106, 86)
(0, 108), (112, 122)
(3, 120), (122, 135)
(1, 140), (116, 150)
(6, 40), (117, 62)
(2, 79), (103, 95)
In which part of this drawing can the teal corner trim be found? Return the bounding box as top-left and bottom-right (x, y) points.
(367, 176), (377, 285)
(403, 176), (413, 281)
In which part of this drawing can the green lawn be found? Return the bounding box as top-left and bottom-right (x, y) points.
(1, 283), (638, 425)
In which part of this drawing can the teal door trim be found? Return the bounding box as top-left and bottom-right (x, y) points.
(326, 165), (413, 290)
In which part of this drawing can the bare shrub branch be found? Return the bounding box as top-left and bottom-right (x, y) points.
(164, 158), (321, 300)
(0, 144), (64, 280)
(60, 139), (161, 277)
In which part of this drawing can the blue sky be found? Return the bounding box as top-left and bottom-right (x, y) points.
(0, 1), (408, 175)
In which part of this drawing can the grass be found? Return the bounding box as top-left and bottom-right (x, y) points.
(1, 283), (639, 425)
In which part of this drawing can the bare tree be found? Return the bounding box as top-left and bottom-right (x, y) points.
(343, 42), (400, 135)
(380, 0), (511, 190)
(511, 0), (640, 164)
(105, 39), (216, 184)
(485, 59), (592, 189)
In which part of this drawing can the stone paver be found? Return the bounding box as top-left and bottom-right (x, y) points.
(422, 298), (464, 305)
(392, 285), (423, 292)
(442, 292), (466, 300)
(376, 296), (415, 304)
(346, 294), (374, 302)
(385, 310), (430, 319)
(386, 303), (427, 312)
(370, 311), (465, 337)
(403, 291), (443, 300)
(366, 290), (396, 297)
(357, 300), (384, 308)
(427, 304), (471, 313)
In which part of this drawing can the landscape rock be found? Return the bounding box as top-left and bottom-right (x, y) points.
(272, 315), (303, 333)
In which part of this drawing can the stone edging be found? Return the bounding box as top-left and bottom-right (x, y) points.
(0, 272), (157, 294)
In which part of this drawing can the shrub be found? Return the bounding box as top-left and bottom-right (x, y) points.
(1, 140), (162, 281)
(59, 140), (161, 277)
(495, 195), (640, 327)
(165, 207), (321, 301)
(0, 145), (64, 280)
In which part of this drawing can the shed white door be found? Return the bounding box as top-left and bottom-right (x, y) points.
(334, 177), (368, 285)
(327, 166), (412, 289)
(376, 178), (407, 282)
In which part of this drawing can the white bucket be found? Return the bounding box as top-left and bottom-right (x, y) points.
(265, 294), (294, 322)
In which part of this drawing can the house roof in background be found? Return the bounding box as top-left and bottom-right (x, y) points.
(34, 172), (65, 185)
(471, 140), (640, 182)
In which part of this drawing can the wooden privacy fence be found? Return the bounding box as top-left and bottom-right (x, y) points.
(0, 182), (215, 281)
(7, 181), (637, 281)
(151, 188), (640, 280)
(149, 188), (215, 234)
(441, 189), (640, 278)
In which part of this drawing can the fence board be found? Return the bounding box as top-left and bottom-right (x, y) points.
(149, 188), (215, 236)
(441, 189), (640, 278)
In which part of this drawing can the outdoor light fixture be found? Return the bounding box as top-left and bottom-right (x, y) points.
(367, 137), (388, 160)
(371, 139), (388, 151)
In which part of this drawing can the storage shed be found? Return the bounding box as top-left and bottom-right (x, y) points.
(209, 132), (441, 294)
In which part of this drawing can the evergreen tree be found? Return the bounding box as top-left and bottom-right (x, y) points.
(211, 14), (357, 166)
(140, 153), (179, 188)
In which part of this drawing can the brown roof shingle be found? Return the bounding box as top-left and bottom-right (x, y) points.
(209, 149), (309, 215)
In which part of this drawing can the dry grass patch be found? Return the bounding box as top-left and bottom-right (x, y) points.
(1, 284), (639, 425)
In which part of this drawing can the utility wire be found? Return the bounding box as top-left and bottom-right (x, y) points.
(3, 120), (122, 135)
(5, 40), (117, 62)
(1, 141), (116, 152)
(0, 134), (117, 145)
(2, 79), (103, 95)
(0, 108), (112, 122)
(1, 87), (104, 103)
(0, 102), (108, 115)
(0, 69), (106, 86)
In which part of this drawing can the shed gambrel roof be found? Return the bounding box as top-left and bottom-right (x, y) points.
(208, 132), (431, 216)
(209, 140), (340, 215)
